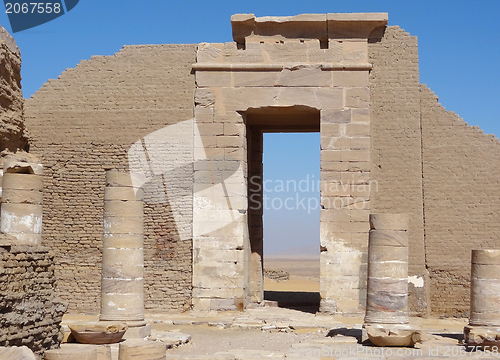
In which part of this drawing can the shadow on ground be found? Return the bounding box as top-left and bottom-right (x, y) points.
(264, 290), (320, 313)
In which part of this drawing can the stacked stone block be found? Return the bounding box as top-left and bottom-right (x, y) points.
(365, 214), (409, 324)
(363, 213), (423, 347)
(101, 170), (144, 321)
(464, 250), (500, 347)
(1, 172), (43, 245)
(469, 250), (500, 327)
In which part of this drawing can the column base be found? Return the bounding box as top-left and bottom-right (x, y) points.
(95, 320), (151, 340)
(362, 323), (424, 347)
(464, 324), (500, 348)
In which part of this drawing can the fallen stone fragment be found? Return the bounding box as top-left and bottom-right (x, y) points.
(172, 320), (194, 326)
(231, 318), (265, 329)
(149, 331), (191, 348)
(208, 322), (230, 329)
(261, 324), (277, 331)
(363, 324), (424, 347)
(464, 325), (500, 348)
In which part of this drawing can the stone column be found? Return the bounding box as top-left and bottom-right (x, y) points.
(0, 158), (43, 245)
(100, 170), (144, 322)
(464, 249), (500, 347)
(365, 213), (409, 325)
(363, 213), (422, 347)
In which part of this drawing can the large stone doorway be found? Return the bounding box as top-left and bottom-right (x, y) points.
(246, 108), (320, 306)
(192, 13), (386, 314)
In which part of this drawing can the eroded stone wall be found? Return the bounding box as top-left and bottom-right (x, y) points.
(0, 26), (27, 152)
(24, 44), (197, 313)
(420, 84), (500, 316)
(1, 26), (66, 356)
(0, 243), (67, 355)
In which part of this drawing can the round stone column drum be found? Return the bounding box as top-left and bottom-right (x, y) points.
(100, 170), (144, 321)
(119, 340), (166, 360)
(365, 213), (409, 325)
(0, 173), (43, 245)
(469, 249), (500, 327)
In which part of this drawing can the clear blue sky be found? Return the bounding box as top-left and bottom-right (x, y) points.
(1, 1), (499, 254)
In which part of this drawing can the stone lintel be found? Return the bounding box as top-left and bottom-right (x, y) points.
(192, 63), (372, 71)
(231, 13), (388, 43)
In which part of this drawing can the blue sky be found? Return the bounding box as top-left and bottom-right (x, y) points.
(1, 1), (499, 254)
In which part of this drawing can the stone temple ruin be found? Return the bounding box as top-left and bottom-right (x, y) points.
(1, 11), (500, 358)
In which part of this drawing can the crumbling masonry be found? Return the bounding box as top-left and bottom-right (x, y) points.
(0, 26), (66, 355)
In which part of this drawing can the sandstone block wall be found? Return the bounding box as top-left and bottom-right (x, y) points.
(368, 26), (429, 316)
(420, 84), (500, 316)
(22, 16), (500, 317)
(192, 13), (387, 313)
(24, 44), (197, 312)
(0, 244), (67, 355)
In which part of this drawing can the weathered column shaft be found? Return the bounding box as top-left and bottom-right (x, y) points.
(365, 213), (409, 325)
(470, 249), (500, 327)
(100, 170), (144, 321)
(0, 173), (43, 245)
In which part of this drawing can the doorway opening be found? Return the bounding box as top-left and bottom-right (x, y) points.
(245, 107), (320, 313)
